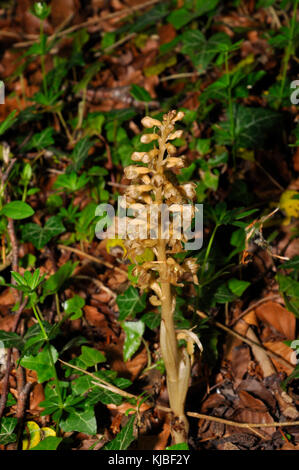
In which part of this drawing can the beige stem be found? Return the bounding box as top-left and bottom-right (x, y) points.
(159, 241), (189, 444)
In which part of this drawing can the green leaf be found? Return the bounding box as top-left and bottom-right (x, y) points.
(278, 256), (299, 270)
(214, 283), (236, 303)
(54, 172), (89, 192)
(166, 442), (189, 450)
(177, 162), (196, 183)
(20, 346), (58, 383)
(31, 436), (62, 450)
(130, 84), (152, 102)
(76, 346), (106, 369)
(141, 311), (161, 330)
(168, 8), (193, 29)
(42, 261), (76, 301)
(122, 320), (145, 362)
(1, 201), (34, 220)
(0, 110), (17, 136)
(71, 371), (123, 407)
(182, 31), (230, 72)
(104, 415), (136, 450)
(22, 216), (65, 250)
(0, 330), (24, 350)
(277, 274), (299, 317)
(116, 286), (146, 321)
(228, 278), (250, 297)
(24, 128), (54, 151)
(69, 137), (93, 172)
(63, 295), (85, 320)
(0, 417), (18, 445)
(214, 105), (280, 149)
(122, 4), (169, 33)
(60, 408), (97, 435)
(195, 0), (219, 14)
(87, 388), (123, 406)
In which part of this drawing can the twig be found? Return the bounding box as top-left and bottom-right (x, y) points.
(160, 72), (202, 82)
(246, 325), (276, 377)
(73, 274), (116, 300)
(0, 298), (27, 420)
(58, 359), (136, 399)
(60, 359), (299, 430)
(7, 218), (18, 281)
(16, 382), (32, 420)
(12, 0), (162, 48)
(196, 310), (294, 370)
(230, 295), (281, 326)
(186, 411), (299, 429)
(95, 32), (136, 57)
(57, 244), (127, 275)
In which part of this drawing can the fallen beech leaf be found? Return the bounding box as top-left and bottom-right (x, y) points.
(255, 301), (296, 340)
(231, 345), (251, 384)
(29, 383), (45, 411)
(106, 341), (147, 381)
(263, 341), (294, 375)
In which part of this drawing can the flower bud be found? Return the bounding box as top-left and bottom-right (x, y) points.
(141, 116), (162, 128)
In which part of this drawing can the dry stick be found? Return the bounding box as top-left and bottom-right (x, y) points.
(16, 383), (32, 420)
(160, 72), (202, 82)
(246, 325), (276, 377)
(196, 310), (293, 370)
(57, 244), (127, 275)
(12, 0), (162, 48)
(0, 298), (27, 420)
(230, 295), (281, 326)
(7, 218), (18, 278)
(61, 359), (299, 430)
(73, 274), (116, 300)
(94, 32), (137, 57)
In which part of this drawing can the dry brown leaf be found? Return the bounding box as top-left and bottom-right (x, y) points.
(0, 288), (18, 313)
(29, 383), (45, 411)
(263, 341), (294, 375)
(231, 345), (251, 384)
(255, 301), (296, 340)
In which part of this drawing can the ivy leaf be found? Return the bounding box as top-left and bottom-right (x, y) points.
(20, 346), (58, 383)
(60, 408), (97, 435)
(104, 415), (136, 450)
(122, 320), (145, 361)
(31, 436), (62, 450)
(41, 261), (76, 301)
(1, 201), (34, 220)
(214, 283), (236, 303)
(0, 417), (18, 445)
(182, 31), (230, 72)
(116, 286), (146, 321)
(214, 105), (280, 149)
(141, 312), (161, 330)
(228, 278), (250, 296)
(22, 216), (65, 250)
(63, 295), (85, 320)
(76, 346), (106, 369)
(87, 388), (123, 406)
